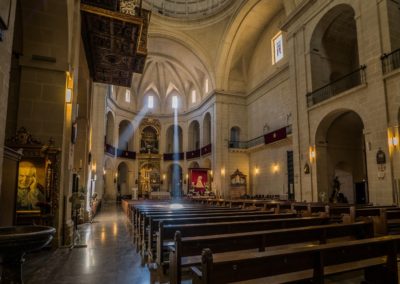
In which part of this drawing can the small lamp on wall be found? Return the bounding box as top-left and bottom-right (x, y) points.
(309, 145), (316, 162)
(65, 72), (73, 103)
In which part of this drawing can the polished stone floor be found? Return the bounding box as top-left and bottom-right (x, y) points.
(22, 203), (369, 284)
(24, 203), (154, 284)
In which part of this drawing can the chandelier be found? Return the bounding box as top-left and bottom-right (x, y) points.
(80, 0), (151, 87)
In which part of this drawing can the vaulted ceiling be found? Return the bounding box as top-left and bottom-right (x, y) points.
(129, 0), (301, 112)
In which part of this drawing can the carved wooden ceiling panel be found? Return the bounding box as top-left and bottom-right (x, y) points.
(81, 1), (150, 87)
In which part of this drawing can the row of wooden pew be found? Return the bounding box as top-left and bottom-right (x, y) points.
(123, 199), (400, 283)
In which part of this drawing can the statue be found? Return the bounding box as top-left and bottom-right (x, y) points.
(329, 176), (347, 203)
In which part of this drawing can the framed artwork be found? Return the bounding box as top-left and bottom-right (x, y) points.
(188, 168), (209, 194)
(16, 158), (47, 213)
(0, 0), (12, 29)
(7, 127), (60, 225)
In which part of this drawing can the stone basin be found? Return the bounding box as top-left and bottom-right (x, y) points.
(0, 226), (56, 284)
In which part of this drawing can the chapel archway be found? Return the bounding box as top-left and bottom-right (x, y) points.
(315, 110), (367, 204)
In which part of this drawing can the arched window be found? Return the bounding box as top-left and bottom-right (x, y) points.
(148, 95), (154, 109)
(172, 95), (178, 109)
(125, 89), (131, 103)
(191, 90), (197, 104)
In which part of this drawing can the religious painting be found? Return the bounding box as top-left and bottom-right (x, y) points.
(0, 0), (11, 29)
(189, 168), (209, 195)
(16, 158), (47, 213)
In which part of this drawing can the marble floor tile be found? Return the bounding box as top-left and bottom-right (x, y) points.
(23, 203), (154, 284)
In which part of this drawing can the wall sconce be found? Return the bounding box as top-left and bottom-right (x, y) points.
(103, 168), (106, 175)
(65, 72), (73, 103)
(254, 167), (260, 175)
(393, 137), (399, 147)
(91, 163), (97, 181)
(271, 163), (279, 174)
(221, 167), (225, 177)
(309, 145), (316, 162)
(114, 172), (118, 184)
(184, 173), (188, 184)
(387, 127), (399, 155)
(388, 131), (399, 147)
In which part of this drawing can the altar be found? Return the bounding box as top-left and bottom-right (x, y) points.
(149, 191), (171, 200)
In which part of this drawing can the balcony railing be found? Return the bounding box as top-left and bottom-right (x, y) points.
(186, 149), (201, 159)
(104, 143), (116, 156)
(381, 48), (400, 74)
(116, 149), (136, 159)
(229, 125), (292, 149)
(306, 65), (366, 107)
(163, 152), (184, 161)
(201, 144), (212, 156)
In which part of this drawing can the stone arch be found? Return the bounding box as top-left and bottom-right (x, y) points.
(203, 112), (212, 146)
(188, 120), (200, 151)
(118, 120), (134, 151)
(166, 124), (183, 153)
(315, 109), (367, 204)
(105, 111), (115, 146)
(310, 4), (359, 91)
(188, 161), (200, 168)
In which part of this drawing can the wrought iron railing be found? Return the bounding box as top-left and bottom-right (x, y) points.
(104, 143), (116, 156)
(381, 48), (400, 74)
(229, 125), (292, 149)
(201, 144), (212, 156)
(163, 152), (184, 161)
(306, 65), (367, 107)
(116, 149), (136, 159)
(186, 149), (201, 159)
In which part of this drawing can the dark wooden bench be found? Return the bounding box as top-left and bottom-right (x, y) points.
(145, 210), (271, 255)
(147, 212), (296, 260)
(157, 216), (329, 265)
(191, 235), (400, 284)
(169, 220), (374, 283)
(138, 209), (260, 254)
(134, 207), (242, 247)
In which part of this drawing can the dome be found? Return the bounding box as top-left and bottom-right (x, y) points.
(142, 0), (234, 20)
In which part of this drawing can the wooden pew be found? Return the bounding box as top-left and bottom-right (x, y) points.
(145, 209), (267, 254)
(136, 208), (255, 252)
(157, 216), (329, 266)
(134, 207), (239, 243)
(191, 235), (400, 284)
(169, 220), (374, 283)
(147, 212), (296, 260)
